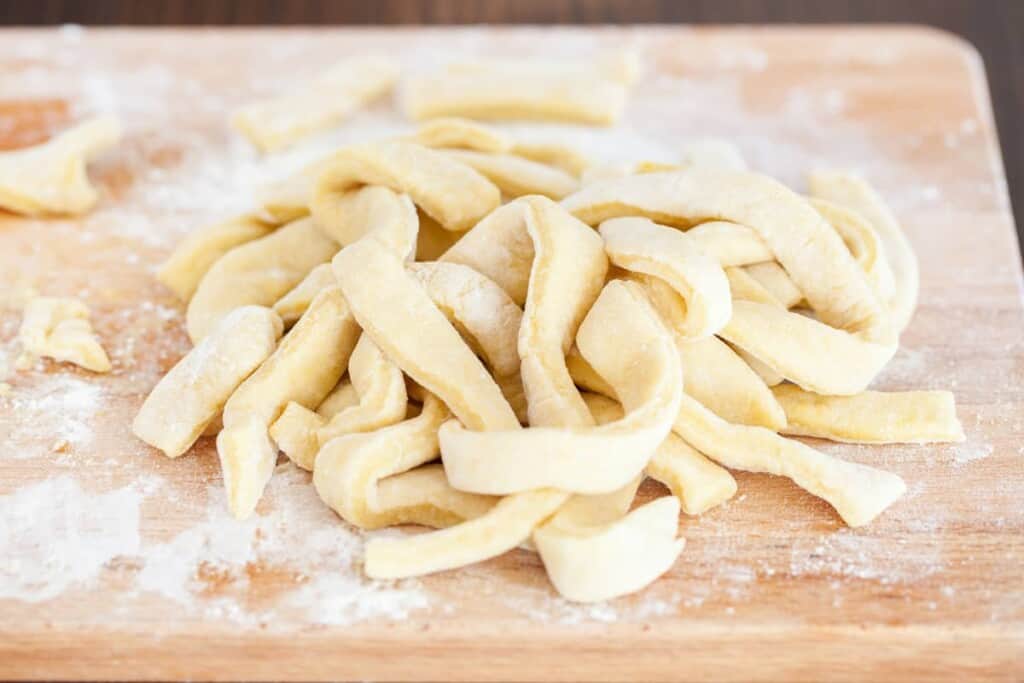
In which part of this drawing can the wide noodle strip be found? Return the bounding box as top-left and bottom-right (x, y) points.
(217, 287), (361, 518)
(404, 55), (636, 126)
(562, 169), (889, 338)
(133, 306), (282, 458)
(441, 281), (682, 496)
(232, 56), (398, 153)
(185, 217), (337, 343)
(158, 214), (279, 302)
(772, 384), (965, 444)
(312, 140), (500, 233)
(672, 393), (906, 527)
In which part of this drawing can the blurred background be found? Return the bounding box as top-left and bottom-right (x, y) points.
(1, 0), (1021, 232)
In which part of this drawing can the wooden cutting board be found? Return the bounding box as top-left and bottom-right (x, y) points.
(0, 26), (1021, 682)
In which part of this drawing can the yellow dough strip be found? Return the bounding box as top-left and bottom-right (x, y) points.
(217, 287), (361, 518)
(562, 168), (886, 337)
(232, 56), (398, 153)
(133, 306), (282, 458)
(772, 384), (965, 444)
(313, 140), (501, 233)
(159, 214), (279, 302)
(809, 171), (919, 333)
(672, 393), (905, 527)
(315, 394), (498, 530)
(185, 217), (337, 343)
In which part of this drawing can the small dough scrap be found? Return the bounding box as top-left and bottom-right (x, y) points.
(232, 56), (398, 153)
(534, 496), (684, 603)
(133, 306), (282, 458)
(186, 217), (338, 343)
(0, 116), (120, 216)
(19, 297), (111, 372)
(218, 287), (360, 518)
(672, 393), (905, 527)
(772, 384), (965, 444)
(600, 216), (732, 339)
(272, 263), (336, 327)
(313, 140), (500, 233)
(441, 149), (579, 200)
(159, 214), (277, 302)
(315, 393), (496, 529)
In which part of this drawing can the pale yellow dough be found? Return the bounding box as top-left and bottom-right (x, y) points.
(133, 306), (282, 458)
(19, 297), (111, 373)
(772, 384), (965, 444)
(158, 214), (278, 302)
(0, 116), (120, 216)
(232, 56), (398, 153)
(186, 217), (337, 343)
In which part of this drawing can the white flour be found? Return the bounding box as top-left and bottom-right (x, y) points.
(0, 476), (146, 602)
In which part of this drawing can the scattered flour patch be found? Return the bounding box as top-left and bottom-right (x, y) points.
(135, 464), (430, 626)
(0, 476), (152, 602)
(951, 441), (993, 466)
(7, 375), (103, 456)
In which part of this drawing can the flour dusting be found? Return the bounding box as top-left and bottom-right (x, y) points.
(0, 476), (149, 602)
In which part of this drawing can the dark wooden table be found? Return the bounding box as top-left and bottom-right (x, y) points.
(2, 0), (1021, 245)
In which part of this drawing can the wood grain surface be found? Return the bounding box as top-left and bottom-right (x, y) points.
(0, 26), (1021, 682)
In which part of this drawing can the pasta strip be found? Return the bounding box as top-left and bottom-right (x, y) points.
(772, 384), (965, 444)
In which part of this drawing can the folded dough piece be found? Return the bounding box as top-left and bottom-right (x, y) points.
(271, 263), (336, 327)
(600, 216), (732, 339)
(772, 384), (965, 444)
(333, 238), (519, 432)
(441, 281), (682, 496)
(313, 140), (500, 234)
(0, 116), (120, 216)
(186, 217), (337, 343)
(563, 169), (887, 337)
(232, 56), (398, 153)
(158, 214), (278, 302)
(19, 297), (111, 373)
(315, 393), (497, 529)
(133, 306), (282, 458)
(809, 171), (919, 334)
